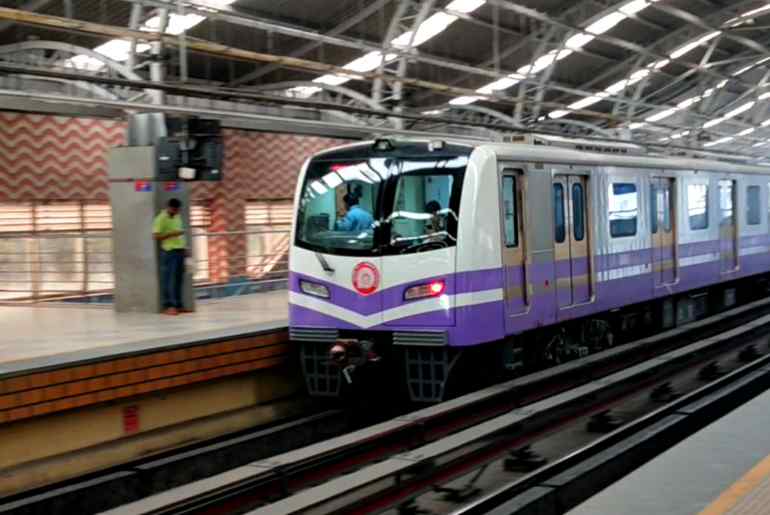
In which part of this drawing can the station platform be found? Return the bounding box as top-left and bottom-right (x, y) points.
(0, 290), (289, 424)
(0, 290), (301, 496)
(569, 386), (770, 515)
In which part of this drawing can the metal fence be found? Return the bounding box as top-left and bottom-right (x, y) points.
(0, 229), (290, 303)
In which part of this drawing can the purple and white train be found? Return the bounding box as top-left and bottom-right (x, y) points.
(289, 136), (770, 402)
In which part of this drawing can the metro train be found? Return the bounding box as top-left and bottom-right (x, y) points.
(288, 135), (770, 402)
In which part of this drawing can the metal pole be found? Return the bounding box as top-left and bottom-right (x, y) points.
(177, 0), (188, 83)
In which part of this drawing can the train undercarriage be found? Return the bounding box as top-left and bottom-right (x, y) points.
(296, 276), (770, 405)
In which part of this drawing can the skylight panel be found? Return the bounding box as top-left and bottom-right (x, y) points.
(549, 110), (570, 119)
(63, 54), (105, 71)
(669, 31), (720, 59)
(726, 101), (756, 117)
(142, 13), (206, 35)
(645, 108), (678, 122)
(564, 33), (595, 50)
(344, 51), (387, 73)
(677, 96), (701, 109)
(704, 136), (733, 147)
(585, 11), (627, 35)
(571, 95), (607, 110)
(619, 0), (654, 16)
(449, 96), (483, 105)
(93, 39), (151, 62)
(313, 74), (353, 86)
(392, 12), (457, 48)
(285, 86), (323, 98)
(445, 0), (486, 14)
(476, 76), (520, 94)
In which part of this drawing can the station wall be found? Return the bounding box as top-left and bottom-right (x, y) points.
(0, 111), (349, 286)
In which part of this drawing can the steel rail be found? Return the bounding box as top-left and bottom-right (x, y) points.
(94, 295), (770, 515)
(452, 346), (770, 515)
(249, 312), (770, 515)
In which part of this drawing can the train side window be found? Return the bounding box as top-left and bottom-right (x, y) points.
(572, 182), (585, 242)
(502, 176), (518, 247)
(650, 185), (658, 234)
(554, 183), (565, 243)
(688, 183), (709, 230)
(662, 183), (672, 233)
(609, 183), (638, 238)
(747, 185), (760, 226)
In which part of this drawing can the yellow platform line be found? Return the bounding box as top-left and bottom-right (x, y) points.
(700, 453), (770, 514)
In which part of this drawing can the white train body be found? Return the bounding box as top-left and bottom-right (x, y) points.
(289, 138), (770, 401)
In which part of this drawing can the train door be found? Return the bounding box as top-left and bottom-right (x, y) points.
(719, 179), (738, 272)
(553, 174), (591, 308)
(651, 177), (676, 286)
(500, 169), (527, 323)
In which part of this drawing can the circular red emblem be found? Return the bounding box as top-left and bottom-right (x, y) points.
(352, 262), (380, 296)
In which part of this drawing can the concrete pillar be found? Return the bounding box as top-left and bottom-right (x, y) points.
(107, 146), (195, 313)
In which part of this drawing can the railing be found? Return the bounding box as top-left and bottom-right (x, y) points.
(0, 229), (291, 303)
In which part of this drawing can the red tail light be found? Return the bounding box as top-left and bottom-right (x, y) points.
(404, 280), (446, 300)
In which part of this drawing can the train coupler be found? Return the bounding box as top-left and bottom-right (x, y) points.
(329, 339), (380, 384)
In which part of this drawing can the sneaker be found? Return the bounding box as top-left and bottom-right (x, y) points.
(178, 308), (195, 314)
(163, 308), (179, 316)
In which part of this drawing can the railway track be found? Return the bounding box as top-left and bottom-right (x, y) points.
(7, 299), (770, 514)
(85, 296), (770, 515)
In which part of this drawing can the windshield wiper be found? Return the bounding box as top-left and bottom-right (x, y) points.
(315, 252), (335, 274)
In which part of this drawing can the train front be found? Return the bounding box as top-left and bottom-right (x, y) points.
(289, 139), (471, 402)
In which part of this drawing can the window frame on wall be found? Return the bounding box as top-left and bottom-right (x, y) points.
(189, 203), (212, 282)
(245, 199), (293, 280)
(0, 200), (114, 300)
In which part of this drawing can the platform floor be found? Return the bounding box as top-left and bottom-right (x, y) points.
(0, 290), (288, 376)
(568, 386), (770, 515)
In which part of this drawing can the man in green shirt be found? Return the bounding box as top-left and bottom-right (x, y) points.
(152, 198), (188, 315)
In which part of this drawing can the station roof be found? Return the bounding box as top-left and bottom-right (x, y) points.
(2, 0), (770, 159)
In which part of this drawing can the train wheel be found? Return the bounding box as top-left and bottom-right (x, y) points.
(580, 319), (614, 352)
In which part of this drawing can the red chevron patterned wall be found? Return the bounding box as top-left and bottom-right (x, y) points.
(0, 113), (125, 200)
(0, 112), (349, 282)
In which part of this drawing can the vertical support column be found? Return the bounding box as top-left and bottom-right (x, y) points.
(109, 137), (195, 313)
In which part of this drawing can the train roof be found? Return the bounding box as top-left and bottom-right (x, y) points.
(312, 138), (770, 176)
(482, 143), (770, 176)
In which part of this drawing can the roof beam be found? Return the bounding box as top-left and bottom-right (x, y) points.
(552, 0), (757, 106)
(228, 0), (393, 86)
(0, 0), (53, 33)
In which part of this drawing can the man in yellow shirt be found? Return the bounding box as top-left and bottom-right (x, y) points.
(152, 198), (189, 315)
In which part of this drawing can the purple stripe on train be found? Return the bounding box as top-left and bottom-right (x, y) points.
(291, 252), (770, 347)
(291, 238), (770, 321)
(290, 269), (504, 316)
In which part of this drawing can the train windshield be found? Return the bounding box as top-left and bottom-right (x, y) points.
(295, 156), (466, 256)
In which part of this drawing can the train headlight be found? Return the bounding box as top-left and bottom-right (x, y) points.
(404, 280), (446, 301)
(300, 280), (330, 299)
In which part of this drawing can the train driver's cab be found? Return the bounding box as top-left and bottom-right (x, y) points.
(295, 155), (466, 257)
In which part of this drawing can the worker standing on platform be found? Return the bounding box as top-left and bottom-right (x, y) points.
(152, 198), (189, 316)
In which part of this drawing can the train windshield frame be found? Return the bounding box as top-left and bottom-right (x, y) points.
(295, 153), (467, 257)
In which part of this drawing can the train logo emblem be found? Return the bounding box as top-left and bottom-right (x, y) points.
(352, 262), (380, 296)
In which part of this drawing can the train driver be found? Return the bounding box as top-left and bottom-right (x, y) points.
(425, 200), (445, 234)
(335, 191), (374, 232)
